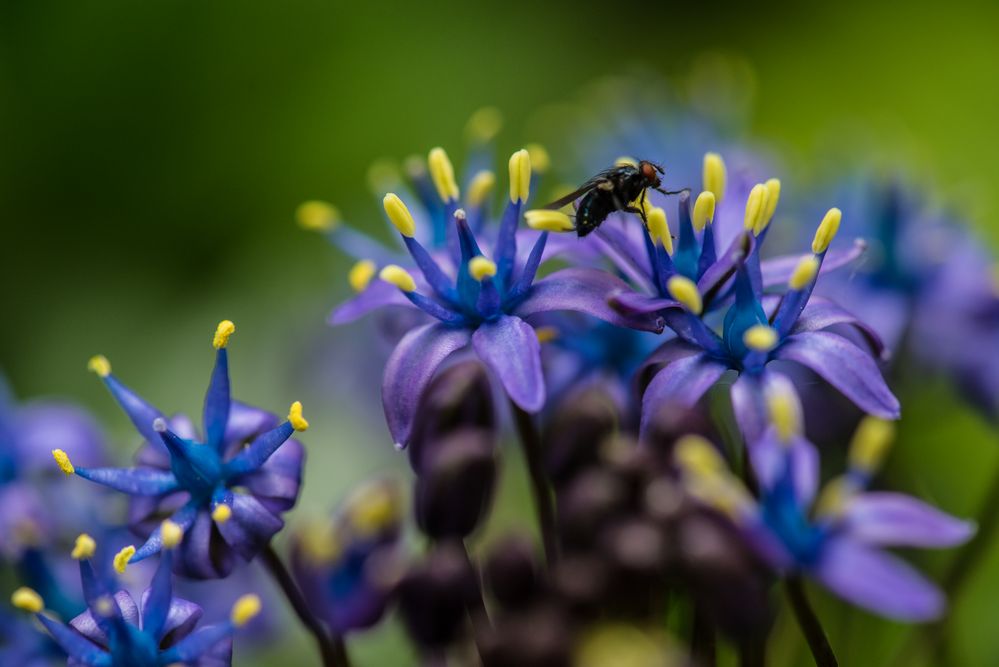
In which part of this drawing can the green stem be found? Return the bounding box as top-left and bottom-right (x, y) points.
(509, 400), (558, 565)
(785, 576), (837, 667)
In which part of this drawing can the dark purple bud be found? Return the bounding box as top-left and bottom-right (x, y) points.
(414, 428), (497, 540)
(556, 468), (628, 551)
(597, 518), (668, 617)
(641, 401), (719, 469)
(477, 604), (573, 667)
(542, 387), (621, 487)
(483, 534), (542, 611)
(550, 553), (610, 620)
(397, 542), (481, 650)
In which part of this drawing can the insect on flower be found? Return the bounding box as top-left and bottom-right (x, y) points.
(540, 158), (687, 236)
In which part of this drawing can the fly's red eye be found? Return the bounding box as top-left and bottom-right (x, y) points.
(641, 162), (656, 180)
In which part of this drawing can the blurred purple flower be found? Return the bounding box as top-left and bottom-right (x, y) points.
(51, 322), (305, 579)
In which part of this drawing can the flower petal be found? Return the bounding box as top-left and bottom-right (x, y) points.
(608, 290), (679, 316)
(328, 280), (416, 326)
(471, 315), (545, 412)
(640, 353), (728, 437)
(512, 267), (664, 333)
(216, 493), (285, 561)
(761, 238), (867, 288)
(382, 323), (472, 447)
(776, 331), (900, 419)
(813, 536), (945, 621)
(842, 492), (975, 548)
(791, 297), (885, 359)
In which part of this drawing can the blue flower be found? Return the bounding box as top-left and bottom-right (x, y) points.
(51, 322), (305, 579)
(674, 396), (973, 621)
(10, 523), (262, 666)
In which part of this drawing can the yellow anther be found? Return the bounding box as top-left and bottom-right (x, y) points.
(525, 209), (575, 232)
(113, 545), (135, 574)
(766, 385), (802, 442)
(231, 594), (262, 628)
(743, 183), (769, 233)
(534, 326), (559, 343)
(52, 449), (74, 475)
(382, 193), (416, 237)
(464, 106), (503, 144)
(812, 208), (842, 253)
(299, 521), (343, 564)
(848, 416), (895, 474)
(674, 435), (726, 479)
(692, 191), (716, 232)
(615, 156), (638, 168)
(526, 143), (551, 174)
(647, 206), (673, 255)
(428, 147), (460, 203)
(379, 265), (417, 292)
(703, 153), (727, 203)
(467, 170), (496, 207)
(296, 201), (340, 232)
(789, 255), (820, 290)
(211, 504), (232, 524)
(509, 149), (532, 203)
(667, 276), (702, 315)
(348, 485), (400, 536)
(213, 320), (235, 350)
(743, 324), (778, 352)
(366, 159), (401, 194)
(11, 587), (43, 613)
(468, 256), (497, 281)
(815, 476), (857, 518)
(348, 259), (377, 293)
(72, 534), (96, 560)
(757, 178), (781, 233)
(288, 401), (309, 431)
(88, 355), (111, 378)
(94, 596), (114, 617)
(161, 519), (184, 548)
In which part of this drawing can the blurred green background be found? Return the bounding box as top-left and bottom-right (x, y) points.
(2, 1), (999, 665)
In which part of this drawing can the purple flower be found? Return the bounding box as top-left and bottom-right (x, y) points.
(0, 378), (107, 559)
(290, 479), (403, 636)
(326, 147), (662, 448)
(51, 322), (305, 579)
(605, 156), (895, 441)
(674, 405), (973, 621)
(10, 523), (263, 666)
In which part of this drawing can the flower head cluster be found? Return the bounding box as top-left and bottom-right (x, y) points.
(10, 522), (261, 666)
(52, 322), (306, 579)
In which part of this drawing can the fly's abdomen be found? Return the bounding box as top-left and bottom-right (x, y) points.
(576, 193), (614, 237)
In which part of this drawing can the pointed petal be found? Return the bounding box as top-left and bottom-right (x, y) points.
(132, 503), (198, 562)
(223, 401), (278, 446)
(471, 315), (545, 412)
(634, 338), (705, 392)
(237, 437), (304, 513)
(160, 623), (234, 663)
(328, 280), (416, 326)
(74, 467), (178, 496)
(176, 509), (236, 579)
(790, 297), (886, 359)
(730, 372), (766, 444)
(512, 267), (664, 332)
(748, 429), (819, 507)
(216, 493), (285, 560)
(99, 374), (165, 449)
(640, 353), (728, 437)
(842, 492), (975, 548)
(223, 421), (294, 478)
(813, 537), (945, 621)
(776, 331), (900, 419)
(203, 348), (230, 451)
(140, 550), (173, 640)
(761, 239), (867, 288)
(382, 323), (472, 447)
(38, 614), (110, 666)
(609, 291), (679, 316)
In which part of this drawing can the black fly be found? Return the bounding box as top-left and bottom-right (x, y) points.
(541, 160), (686, 237)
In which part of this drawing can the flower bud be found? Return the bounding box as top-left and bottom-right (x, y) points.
(483, 534), (543, 611)
(397, 542), (481, 650)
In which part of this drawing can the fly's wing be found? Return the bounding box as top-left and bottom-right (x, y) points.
(539, 167), (619, 210)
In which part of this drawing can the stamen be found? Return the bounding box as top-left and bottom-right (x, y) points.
(526, 143), (550, 173)
(765, 384), (802, 442)
(743, 183), (769, 233)
(757, 178), (781, 233)
(467, 170), (496, 207)
(509, 149), (531, 203)
(296, 201), (340, 232)
(213, 320), (235, 350)
(113, 545), (136, 573)
(525, 209), (575, 232)
(428, 147), (460, 203)
(811, 207), (842, 253)
(87, 355), (111, 378)
(348, 485), (400, 536)
(161, 519), (184, 548)
(52, 449), (74, 475)
(789, 255), (820, 290)
(11, 587), (43, 613)
(692, 191), (715, 232)
(667, 276), (703, 315)
(211, 505), (232, 524)
(231, 594), (262, 627)
(468, 256), (497, 282)
(615, 156), (638, 168)
(348, 259), (377, 292)
(848, 416), (895, 474)
(288, 401), (309, 431)
(647, 207), (674, 255)
(703, 153), (727, 203)
(71, 534), (96, 560)
(743, 324), (778, 352)
(464, 106), (503, 144)
(675, 435), (726, 477)
(299, 521), (342, 564)
(383, 193), (416, 237)
(815, 476), (856, 518)
(534, 326), (559, 343)
(379, 265), (417, 292)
